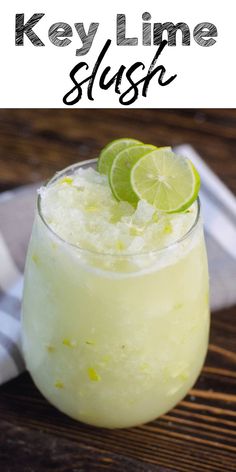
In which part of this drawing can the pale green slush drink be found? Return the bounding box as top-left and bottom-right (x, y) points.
(22, 159), (209, 428)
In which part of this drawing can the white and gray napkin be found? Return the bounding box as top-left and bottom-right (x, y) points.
(0, 146), (236, 385)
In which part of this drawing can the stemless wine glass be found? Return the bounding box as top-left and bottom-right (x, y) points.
(22, 159), (210, 429)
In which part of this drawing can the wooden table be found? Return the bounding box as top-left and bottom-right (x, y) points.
(0, 109), (236, 471)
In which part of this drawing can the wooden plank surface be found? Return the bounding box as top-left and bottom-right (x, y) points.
(0, 109), (235, 471)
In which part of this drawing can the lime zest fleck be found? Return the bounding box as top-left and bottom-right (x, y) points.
(63, 338), (77, 348)
(46, 343), (55, 353)
(164, 222), (172, 234)
(129, 226), (143, 236)
(151, 212), (159, 224)
(54, 380), (64, 389)
(179, 372), (189, 381)
(171, 362), (189, 379)
(60, 176), (73, 185)
(88, 367), (101, 381)
(32, 253), (40, 266)
(85, 205), (99, 213)
(85, 340), (96, 346)
(115, 240), (126, 251)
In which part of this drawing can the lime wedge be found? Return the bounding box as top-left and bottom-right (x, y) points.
(130, 149), (200, 212)
(109, 145), (157, 204)
(98, 138), (143, 175)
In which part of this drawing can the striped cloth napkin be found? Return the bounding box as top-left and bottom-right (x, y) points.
(0, 145), (236, 385)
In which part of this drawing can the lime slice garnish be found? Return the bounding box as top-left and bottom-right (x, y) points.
(98, 138), (143, 175)
(130, 149), (200, 212)
(109, 144), (157, 204)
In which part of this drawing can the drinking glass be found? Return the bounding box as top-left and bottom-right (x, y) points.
(22, 160), (210, 428)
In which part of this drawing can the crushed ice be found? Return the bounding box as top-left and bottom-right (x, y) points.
(39, 167), (197, 254)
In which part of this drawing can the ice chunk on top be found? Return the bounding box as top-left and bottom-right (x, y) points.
(39, 167), (198, 255)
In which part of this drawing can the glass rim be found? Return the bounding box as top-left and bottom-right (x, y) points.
(37, 158), (201, 258)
